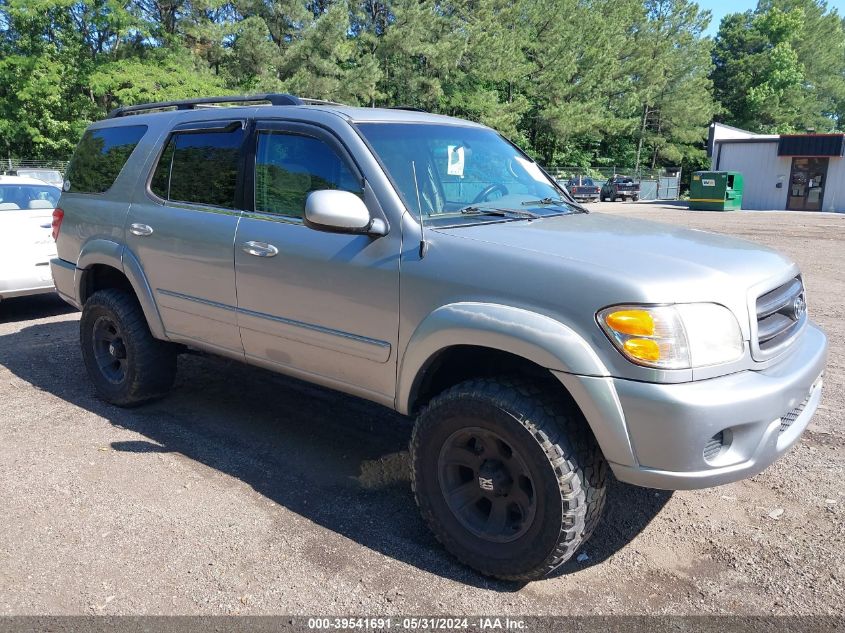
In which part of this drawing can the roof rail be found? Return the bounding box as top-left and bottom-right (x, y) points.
(106, 93), (304, 119)
(299, 97), (344, 106)
(388, 105), (428, 112)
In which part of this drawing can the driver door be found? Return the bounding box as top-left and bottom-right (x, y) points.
(233, 120), (401, 403)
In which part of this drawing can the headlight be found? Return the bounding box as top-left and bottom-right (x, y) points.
(597, 303), (743, 369)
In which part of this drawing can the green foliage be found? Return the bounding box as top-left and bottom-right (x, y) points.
(712, 0), (845, 133)
(2, 0), (843, 169)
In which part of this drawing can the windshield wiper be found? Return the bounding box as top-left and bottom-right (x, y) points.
(459, 206), (542, 219)
(520, 197), (587, 213)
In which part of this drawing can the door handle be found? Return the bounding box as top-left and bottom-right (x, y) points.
(242, 241), (279, 257)
(129, 223), (154, 237)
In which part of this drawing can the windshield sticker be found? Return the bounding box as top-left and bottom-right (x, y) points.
(447, 145), (465, 177)
(514, 156), (548, 183)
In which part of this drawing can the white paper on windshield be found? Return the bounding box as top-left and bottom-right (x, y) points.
(514, 156), (548, 183)
(447, 145), (465, 177)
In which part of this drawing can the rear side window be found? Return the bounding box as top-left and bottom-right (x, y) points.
(150, 127), (244, 209)
(0, 184), (61, 210)
(64, 125), (147, 193)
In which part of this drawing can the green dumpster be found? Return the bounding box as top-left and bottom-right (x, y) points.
(688, 171), (743, 211)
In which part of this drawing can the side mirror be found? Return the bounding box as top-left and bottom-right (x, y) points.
(304, 190), (387, 236)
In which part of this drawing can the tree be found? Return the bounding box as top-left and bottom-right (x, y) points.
(275, 1), (381, 104)
(631, 0), (716, 170)
(712, 0), (845, 133)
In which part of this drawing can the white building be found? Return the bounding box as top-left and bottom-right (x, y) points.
(709, 122), (845, 212)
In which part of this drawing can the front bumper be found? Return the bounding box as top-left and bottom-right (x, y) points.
(557, 323), (828, 490)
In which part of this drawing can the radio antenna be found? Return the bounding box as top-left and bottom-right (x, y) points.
(410, 160), (428, 258)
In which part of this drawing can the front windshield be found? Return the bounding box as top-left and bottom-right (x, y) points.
(0, 184), (60, 210)
(357, 123), (578, 221)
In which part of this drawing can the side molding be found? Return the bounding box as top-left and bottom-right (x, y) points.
(396, 302), (610, 415)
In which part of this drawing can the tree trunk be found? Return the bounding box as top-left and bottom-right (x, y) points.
(635, 103), (649, 175)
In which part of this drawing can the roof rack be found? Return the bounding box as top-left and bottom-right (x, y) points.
(388, 105), (428, 112)
(299, 97), (345, 106)
(106, 93), (305, 119)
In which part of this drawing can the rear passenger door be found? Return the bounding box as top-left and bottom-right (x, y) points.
(126, 119), (247, 357)
(233, 120), (400, 403)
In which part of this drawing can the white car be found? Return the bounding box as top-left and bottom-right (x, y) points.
(10, 168), (64, 189)
(0, 175), (60, 301)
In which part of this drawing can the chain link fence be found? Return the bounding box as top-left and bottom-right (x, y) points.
(549, 165), (682, 201)
(3, 158), (69, 173)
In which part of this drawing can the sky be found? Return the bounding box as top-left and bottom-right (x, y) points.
(701, 0), (845, 36)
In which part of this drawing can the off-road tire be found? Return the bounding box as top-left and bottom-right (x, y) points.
(410, 378), (607, 581)
(80, 289), (177, 407)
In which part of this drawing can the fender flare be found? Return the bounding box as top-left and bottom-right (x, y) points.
(75, 239), (167, 340)
(396, 302), (610, 415)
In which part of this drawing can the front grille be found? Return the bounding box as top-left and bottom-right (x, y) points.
(755, 276), (805, 356)
(779, 394), (810, 435)
(703, 432), (726, 461)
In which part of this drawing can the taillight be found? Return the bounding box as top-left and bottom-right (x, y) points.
(51, 208), (64, 241)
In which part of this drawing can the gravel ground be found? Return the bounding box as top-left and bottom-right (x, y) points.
(0, 202), (842, 615)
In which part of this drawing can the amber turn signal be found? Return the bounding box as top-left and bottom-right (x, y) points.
(604, 309), (655, 337)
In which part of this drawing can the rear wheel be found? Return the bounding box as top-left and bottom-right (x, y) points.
(80, 289), (177, 407)
(411, 378), (607, 581)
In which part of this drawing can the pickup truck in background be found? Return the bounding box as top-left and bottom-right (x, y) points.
(601, 176), (640, 202)
(564, 176), (600, 202)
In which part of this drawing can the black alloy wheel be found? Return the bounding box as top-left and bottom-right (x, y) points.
(437, 426), (537, 543)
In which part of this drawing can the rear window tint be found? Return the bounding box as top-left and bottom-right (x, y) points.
(0, 184), (61, 210)
(151, 128), (243, 209)
(149, 138), (175, 200)
(64, 125), (147, 193)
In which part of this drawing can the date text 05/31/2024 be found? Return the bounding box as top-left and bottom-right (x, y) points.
(306, 618), (527, 630)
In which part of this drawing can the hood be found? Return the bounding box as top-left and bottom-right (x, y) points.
(434, 212), (796, 304)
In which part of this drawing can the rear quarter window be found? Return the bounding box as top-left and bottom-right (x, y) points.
(64, 125), (147, 194)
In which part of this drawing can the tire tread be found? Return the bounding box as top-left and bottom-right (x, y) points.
(80, 289), (176, 406)
(410, 377), (606, 581)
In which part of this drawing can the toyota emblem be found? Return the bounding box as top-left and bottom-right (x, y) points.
(792, 294), (807, 321)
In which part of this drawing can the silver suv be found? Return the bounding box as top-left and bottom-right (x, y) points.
(51, 94), (828, 581)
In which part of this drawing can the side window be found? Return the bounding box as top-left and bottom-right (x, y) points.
(65, 125), (147, 193)
(149, 137), (175, 200)
(150, 126), (244, 209)
(255, 131), (362, 218)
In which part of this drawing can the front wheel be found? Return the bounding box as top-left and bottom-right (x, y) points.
(410, 378), (607, 581)
(80, 289), (177, 407)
